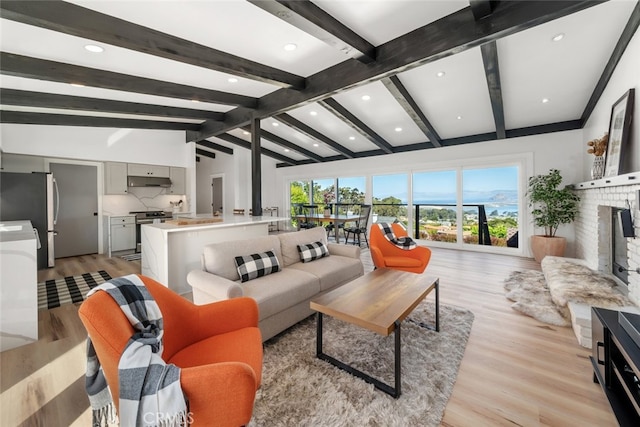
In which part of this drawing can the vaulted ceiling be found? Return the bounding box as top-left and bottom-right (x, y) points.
(1, 0), (638, 167)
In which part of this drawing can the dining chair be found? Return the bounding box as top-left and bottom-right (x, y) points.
(300, 204), (319, 229)
(344, 204), (372, 247)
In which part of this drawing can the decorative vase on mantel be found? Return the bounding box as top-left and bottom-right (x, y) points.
(591, 155), (605, 180)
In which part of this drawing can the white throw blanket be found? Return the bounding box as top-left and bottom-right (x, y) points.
(85, 274), (188, 427)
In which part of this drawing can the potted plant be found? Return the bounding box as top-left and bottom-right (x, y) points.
(526, 168), (580, 262)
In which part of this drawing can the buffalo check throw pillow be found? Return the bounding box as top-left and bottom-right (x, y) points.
(234, 250), (281, 282)
(298, 241), (330, 263)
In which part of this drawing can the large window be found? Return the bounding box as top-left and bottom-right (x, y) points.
(462, 166), (519, 248)
(337, 176), (365, 204)
(372, 173), (408, 226)
(413, 170), (458, 243)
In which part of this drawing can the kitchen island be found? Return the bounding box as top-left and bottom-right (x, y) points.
(141, 214), (289, 295)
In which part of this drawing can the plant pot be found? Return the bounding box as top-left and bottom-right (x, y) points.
(323, 209), (331, 217)
(530, 235), (567, 263)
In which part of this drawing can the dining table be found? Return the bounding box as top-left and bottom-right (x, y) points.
(293, 213), (362, 244)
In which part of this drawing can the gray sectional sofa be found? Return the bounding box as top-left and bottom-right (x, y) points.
(187, 226), (364, 341)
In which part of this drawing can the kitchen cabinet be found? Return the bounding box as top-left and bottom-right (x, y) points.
(169, 167), (186, 195)
(109, 215), (136, 252)
(104, 162), (128, 195)
(127, 163), (170, 177)
(0, 220), (38, 351)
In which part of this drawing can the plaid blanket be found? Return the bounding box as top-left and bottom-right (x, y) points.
(377, 222), (417, 250)
(85, 275), (188, 427)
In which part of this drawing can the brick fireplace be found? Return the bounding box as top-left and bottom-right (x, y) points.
(574, 172), (640, 305)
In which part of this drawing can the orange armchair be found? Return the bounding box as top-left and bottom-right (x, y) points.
(78, 275), (262, 427)
(369, 223), (432, 274)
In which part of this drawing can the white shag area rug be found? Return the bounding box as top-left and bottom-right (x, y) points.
(250, 301), (474, 427)
(503, 270), (571, 326)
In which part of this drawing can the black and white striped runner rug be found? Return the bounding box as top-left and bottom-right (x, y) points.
(37, 271), (112, 310)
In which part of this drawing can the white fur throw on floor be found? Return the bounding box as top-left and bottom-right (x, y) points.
(541, 256), (631, 308)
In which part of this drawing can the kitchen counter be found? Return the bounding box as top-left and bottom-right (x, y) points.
(0, 220), (38, 351)
(141, 214), (289, 294)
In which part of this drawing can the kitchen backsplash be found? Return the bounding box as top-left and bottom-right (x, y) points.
(103, 186), (189, 215)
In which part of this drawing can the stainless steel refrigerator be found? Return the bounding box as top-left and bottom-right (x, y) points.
(0, 172), (57, 269)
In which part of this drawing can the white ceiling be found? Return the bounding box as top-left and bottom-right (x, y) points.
(0, 0), (637, 165)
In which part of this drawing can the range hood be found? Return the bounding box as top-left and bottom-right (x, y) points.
(127, 176), (172, 188)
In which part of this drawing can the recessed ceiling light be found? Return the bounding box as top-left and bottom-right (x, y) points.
(361, 95), (371, 101)
(272, 122), (279, 127)
(395, 127), (403, 132)
(456, 115), (463, 120)
(349, 136), (355, 140)
(284, 148), (290, 152)
(284, 43), (297, 51)
(542, 98), (550, 103)
(310, 111), (318, 116)
(242, 131), (250, 135)
(436, 71), (445, 77)
(70, 83), (85, 87)
(228, 77), (238, 83)
(313, 143), (319, 147)
(191, 99), (200, 103)
(552, 33), (565, 42)
(84, 44), (104, 53)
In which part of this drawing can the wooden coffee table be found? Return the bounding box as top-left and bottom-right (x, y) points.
(310, 268), (439, 398)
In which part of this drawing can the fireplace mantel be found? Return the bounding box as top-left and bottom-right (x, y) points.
(573, 171), (640, 191)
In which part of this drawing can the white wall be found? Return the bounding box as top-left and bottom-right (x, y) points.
(195, 144), (280, 215)
(0, 125), (192, 167)
(583, 28), (640, 178)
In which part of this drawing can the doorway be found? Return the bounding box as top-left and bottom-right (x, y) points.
(49, 162), (99, 258)
(211, 174), (224, 215)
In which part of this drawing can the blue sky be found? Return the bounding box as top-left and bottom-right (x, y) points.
(371, 167), (519, 202)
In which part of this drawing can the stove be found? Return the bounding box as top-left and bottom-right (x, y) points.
(129, 211), (173, 252)
(129, 210), (173, 223)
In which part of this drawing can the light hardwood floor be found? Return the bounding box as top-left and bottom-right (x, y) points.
(0, 247), (615, 426)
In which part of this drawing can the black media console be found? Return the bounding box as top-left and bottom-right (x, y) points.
(591, 307), (640, 426)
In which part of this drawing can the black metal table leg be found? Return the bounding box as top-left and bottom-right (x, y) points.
(394, 320), (401, 396)
(316, 312), (323, 356)
(316, 315), (402, 398)
(435, 278), (440, 332)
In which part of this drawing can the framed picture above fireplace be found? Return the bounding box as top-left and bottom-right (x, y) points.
(604, 88), (635, 178)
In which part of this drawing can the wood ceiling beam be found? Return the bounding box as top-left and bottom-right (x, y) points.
(0, 0), (304, 90)
(381, 76), (442, 147)
(480, 41), (506, 140)
(248, 0), (376, 64)
(580, 1), (639, 126)
(0, 53), (258, 108)
(0, 111), (200, 130)
(242, 126), (325, 163)
(196, 140), (234, 155)
(275, 113), (356, 158)
(214, 133), (299, 166)
(319, 98), (394, 154)
(195, 148), (216, 160)
(197, 1), (603, 139)
(469, 0), (495, 21)
(0, 88), (223, 121)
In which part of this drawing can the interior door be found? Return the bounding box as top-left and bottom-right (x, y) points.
(49, 163), (98, 258)
(211, 176), (223, 215)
